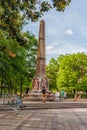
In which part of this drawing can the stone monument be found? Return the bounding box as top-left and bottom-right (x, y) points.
(32, 20), (49, 91)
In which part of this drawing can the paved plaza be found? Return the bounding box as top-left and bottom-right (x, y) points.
(0, 108), (87, 130)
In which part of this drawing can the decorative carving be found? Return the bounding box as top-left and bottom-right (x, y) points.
(33, 78), (39, 90)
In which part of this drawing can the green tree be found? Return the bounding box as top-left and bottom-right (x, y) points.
(57, 53), (87, 92)
(0, 32), (37, 93)
(46, 58), (59, 91)
(47, 53), (87, 92)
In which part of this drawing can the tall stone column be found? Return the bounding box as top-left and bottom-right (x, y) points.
(36, 20), (46, 77)
(32, 20), (49, 91)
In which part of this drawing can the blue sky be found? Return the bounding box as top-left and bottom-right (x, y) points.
(23, 0), (87, 64)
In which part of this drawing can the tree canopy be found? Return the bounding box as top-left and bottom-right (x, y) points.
(0, 32), (37, 93)
(46, 53), (87, 92)
(0, 0), (71, 44)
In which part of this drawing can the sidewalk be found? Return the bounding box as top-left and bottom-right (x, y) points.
(0, 108), (87, 130)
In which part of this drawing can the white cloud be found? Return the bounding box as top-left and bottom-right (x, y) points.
(46, 43), (64, 55)
(46, 42), (87, 58)
(65, 29), (74, 36)
(46, 45), (54, 50)
(46, 45), (57, 55)
(46, 42), (59, 50)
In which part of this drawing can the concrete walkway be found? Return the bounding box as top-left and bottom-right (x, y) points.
(0, 108), (87, 130)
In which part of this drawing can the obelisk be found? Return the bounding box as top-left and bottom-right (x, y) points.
(32, 20), (49, 91)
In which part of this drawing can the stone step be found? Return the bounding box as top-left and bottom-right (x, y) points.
(23, 102), (87, 109)
(0, 101), (87, 111)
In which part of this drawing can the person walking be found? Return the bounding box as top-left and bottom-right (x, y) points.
(13, 93), (23, 108)
(60, 90), (64, 101)
(55, 91), (60, 101)
(41, 86), (46, 102)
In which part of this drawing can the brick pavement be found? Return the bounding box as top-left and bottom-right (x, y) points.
(0, 108), (87, 130)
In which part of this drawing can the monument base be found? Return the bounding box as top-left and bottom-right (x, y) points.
(24, 90), (42, 101)
(24, 76), (49, 101)
(24, 89), (51, 101)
